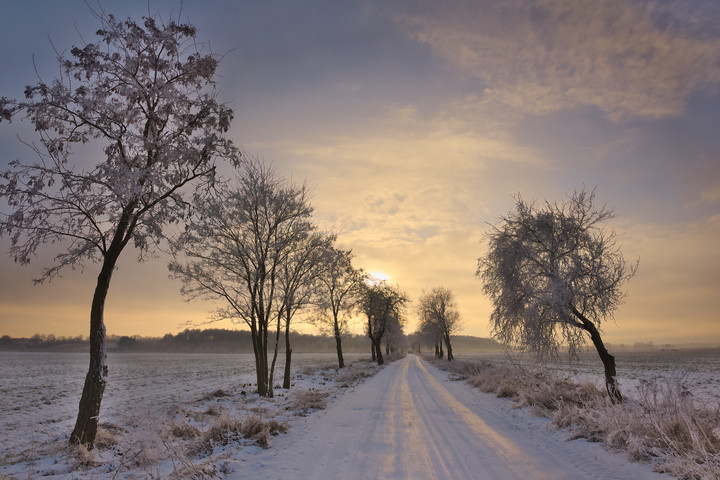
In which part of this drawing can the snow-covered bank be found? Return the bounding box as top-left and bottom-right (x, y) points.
(0, 353), (379, 479)
(436, 355), (720, 479)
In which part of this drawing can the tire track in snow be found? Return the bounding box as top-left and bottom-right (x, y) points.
(232, 355), (670, 480)
(408, 355), (559, 479)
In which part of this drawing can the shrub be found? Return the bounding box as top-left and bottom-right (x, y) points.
(194, 413), (288, 455)
(291, 390), (328, 415)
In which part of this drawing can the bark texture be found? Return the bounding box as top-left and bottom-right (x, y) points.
(69, 252), (117, 446)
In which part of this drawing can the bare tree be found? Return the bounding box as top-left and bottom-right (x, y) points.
(359, 280), (407, 365)
(477, 189), (637, 402)
(418, 287), (462, 361)
(383, 313), (406, 355)
(269, 230), (334, 391)
(0, 12), (237, 447)
(314, 248), (365, 368)
(418, 320), (444, 359)
(169, 158), (312, 398)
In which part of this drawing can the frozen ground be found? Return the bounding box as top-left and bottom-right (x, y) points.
(0, 351), (685, 479)
(0, 352), (359, 477)
(226, 354), (669, 479)
(457, 348), (720, 403)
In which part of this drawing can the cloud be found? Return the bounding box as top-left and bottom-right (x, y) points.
(387, 0), (720, 121)
(701, 184), (720, 203)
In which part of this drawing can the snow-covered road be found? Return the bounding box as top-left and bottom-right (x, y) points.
(231, 355), (668, 479)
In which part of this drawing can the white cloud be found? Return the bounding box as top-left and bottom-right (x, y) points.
(389, 0), (720, 121)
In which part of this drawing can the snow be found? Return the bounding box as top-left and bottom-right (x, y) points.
(223, 355), (669, 480)
(461, 348), (720, 403)
(0, 352), (682, 478)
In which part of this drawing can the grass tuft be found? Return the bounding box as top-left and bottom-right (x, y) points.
(193, 412), (288, 455)
(291, 390), (328, 416)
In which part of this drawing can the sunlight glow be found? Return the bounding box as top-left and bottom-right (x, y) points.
(367, 271), (390, 285)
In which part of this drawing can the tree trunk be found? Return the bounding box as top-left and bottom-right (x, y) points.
(444, 335), (454, 361)
(70, 251), (117, 447)
(374, 340), (384, 365)
(438, 341), (444, 359)
(251, 321), (268, 397)
(334, 321), (345, 369)
(571, 305), (623, 403)
(268, 314), (282, 398)
(588, 326), (622, 403)
(282, 317), (292, 389)
(370, 336), (376, 361)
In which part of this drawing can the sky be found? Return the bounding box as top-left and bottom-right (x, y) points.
(1, 0), (719, 346)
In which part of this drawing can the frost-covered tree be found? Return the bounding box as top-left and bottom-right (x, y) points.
(477, 189), (637, 403)
(0, 12), (237, 446)
(314, 248), (365, 368)
(270, 230), (334, 392)
(169, 158), (312, 397)
(359, 280), (407, 365)
(418, 287), (462, 361)
(383, 313), (406, 355)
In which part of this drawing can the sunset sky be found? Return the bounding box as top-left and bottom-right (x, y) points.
(1, 0), (719, 346)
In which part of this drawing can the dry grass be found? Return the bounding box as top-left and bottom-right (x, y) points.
(290, 390), (328, 416)
(94, 422), (123, 449)
(441, 357), (720, 479)
(169, 419), (202, 439)
(66, 442), (98, 470)
(192, 412), (288, 455)
(335, 362), (378, 384)
(6, 360), (385, 479)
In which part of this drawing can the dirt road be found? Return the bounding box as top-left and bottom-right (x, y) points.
(232, 355), (668, 479)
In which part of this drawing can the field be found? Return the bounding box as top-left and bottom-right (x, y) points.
(0, 352), (357, 473)
(1, 349), (718, 478)
(457, 348), (720, 403)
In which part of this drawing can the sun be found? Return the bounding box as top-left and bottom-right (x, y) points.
(367, 271), (390, 285)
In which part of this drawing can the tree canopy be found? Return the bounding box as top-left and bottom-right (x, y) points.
(0, 11), (238, 446)
(418, 287), (462, 361)
(477, 189), (637, 401)
(169, 157), (314, 397)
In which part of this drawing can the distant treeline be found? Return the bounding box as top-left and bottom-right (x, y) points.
(0, 330), (505, 354)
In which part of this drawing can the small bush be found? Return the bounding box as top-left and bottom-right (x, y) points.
(67, 443), (97, 469)
(194, 413), (288, 455)
(204, 403), (222, 417)
(335, 363), (377, 383)
(291, 390), (328, 415)
(169, 420), (202, 439)
(95, 422), (124, 449)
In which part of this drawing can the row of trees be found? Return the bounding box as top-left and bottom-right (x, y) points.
(0, 6), (637, 450)
(168, 157), (369, 397)
(0, 10), (399, 447)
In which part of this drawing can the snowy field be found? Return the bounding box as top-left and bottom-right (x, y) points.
(0, 352), (357, 473)
(457, 348), (720, 403)
(1, 349), (718, 479)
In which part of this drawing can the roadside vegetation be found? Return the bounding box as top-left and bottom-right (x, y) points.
(11, 358), (383, 479)
(436, 356), (720, 480)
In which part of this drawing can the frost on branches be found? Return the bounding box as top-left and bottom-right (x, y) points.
(0, 12), (239, 447)
(169, 158), (315, 399)
(313, 248), (366, 369)
(418, 287), (463, 362)
(477, 189), (637, 403)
